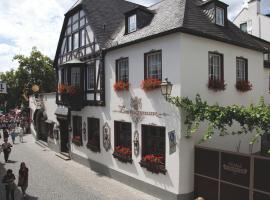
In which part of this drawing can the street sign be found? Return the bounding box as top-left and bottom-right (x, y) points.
(0, 82), (7, 94)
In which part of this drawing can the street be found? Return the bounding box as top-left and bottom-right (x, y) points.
(0, 134), (158, 200)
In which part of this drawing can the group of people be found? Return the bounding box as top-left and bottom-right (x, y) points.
(0, 123), (28, 200)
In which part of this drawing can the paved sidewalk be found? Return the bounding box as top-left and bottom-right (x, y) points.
(0, 134), (159, 200)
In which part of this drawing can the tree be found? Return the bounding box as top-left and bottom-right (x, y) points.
(0, 47), (56, 110)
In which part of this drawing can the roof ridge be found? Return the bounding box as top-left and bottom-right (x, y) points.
(148, 0), (166, 8)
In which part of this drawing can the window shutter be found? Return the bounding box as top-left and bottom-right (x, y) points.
(245, 59), (248, 81)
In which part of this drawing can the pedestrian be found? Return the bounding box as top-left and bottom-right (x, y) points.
(10, 128), (16, 144)
(2, 138), (12, 163)
(3, 128), (9, 140)
(18, 124), (24, 143)
(18, 162), (29, 197)
(2, 169), (16, 200)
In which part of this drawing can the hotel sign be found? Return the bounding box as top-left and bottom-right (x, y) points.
(0, 82), (7, 94)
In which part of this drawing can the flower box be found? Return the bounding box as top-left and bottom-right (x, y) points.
(139, 154), (166, 175)
(141, 78), (161, 91)
(112, 146), (132, 163)
(113, 81), (129, 91)
(72, 136), (82, 146)
(208, 79), (226, 91)
(235, 80), (252, 92)
(87, 140), (100, 153)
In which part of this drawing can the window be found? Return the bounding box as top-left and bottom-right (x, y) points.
(128, 14), (137, 33)
(87, 64), (95, 90)
(145, 51), (162, 80)
(236, 58), (248, 82)
(209, 53), (223, 81)
(240, 22), (247, 32)
(116, 58), (129, 82)
(264, 53), (270, 62)
(87, 118), (100, 152)
(73, 32), (79, 50)
(216, 7), (224, 26)
(71, 67), (80, 87)
(72, 116), (82, 145)
(113, 121), (132, 163)
(61, 68), (68, 84)
(141, 125), (166, 173)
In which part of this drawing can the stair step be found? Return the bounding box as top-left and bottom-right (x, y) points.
(56, 152), (71, 161)
(35, 140), (48, 148)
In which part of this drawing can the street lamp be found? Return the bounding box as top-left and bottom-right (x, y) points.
(160, 78), (173, 101)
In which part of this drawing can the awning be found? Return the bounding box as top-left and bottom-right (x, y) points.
(55, 106), (69, 118)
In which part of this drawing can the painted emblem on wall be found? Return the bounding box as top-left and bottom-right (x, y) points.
(103, 122), (111, 151)
(168, 130), (177, 154)
(133, 130), (139, 156)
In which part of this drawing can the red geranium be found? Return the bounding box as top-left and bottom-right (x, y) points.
(113, 81), (129, 91)
(141, 78), (161, 91)
(58, 84), (67, 94)
(142, 154), (165, 165)
(235, 80), (252, 92)
(115, 146), (132, 157)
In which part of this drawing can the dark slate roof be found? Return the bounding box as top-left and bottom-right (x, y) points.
(60, 0), (269, 55)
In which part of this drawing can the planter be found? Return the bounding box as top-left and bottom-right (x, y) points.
(235, 80), (252, 92)
(72, 137), (82, 146)
(141, 78), (161, 91)
(208, 79), (226, 91)
(112, 151), (133, 163)
(87, 142), (100, 153)
(139, 160), (167, 175)
(113, 81), (129, 91)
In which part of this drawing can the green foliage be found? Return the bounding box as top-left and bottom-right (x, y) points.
(168, 94), (270, 144)
(0, 47), (56, 110)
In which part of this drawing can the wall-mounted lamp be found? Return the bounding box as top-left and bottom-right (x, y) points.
(160, 78), (173, 101)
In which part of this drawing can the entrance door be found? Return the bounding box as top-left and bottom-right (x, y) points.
(59, 119), (69, 153)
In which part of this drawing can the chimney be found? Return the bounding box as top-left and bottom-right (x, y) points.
(248, 0), (261, 15)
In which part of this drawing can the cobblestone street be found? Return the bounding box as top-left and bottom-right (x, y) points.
(0, 134), (158, 200)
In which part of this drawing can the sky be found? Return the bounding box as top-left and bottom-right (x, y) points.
(0, 0), (269, 73)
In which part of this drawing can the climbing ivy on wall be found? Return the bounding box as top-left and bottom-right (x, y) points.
(168, 94), (270, 146)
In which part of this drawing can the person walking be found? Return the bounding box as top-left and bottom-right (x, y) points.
(2, 138), (12, 163)
(10, 128), (16, 144)
(2, 169), (16, 200)
(18, 162), (29, 197)
(3, 128), (9, 140)
(18, 124), (24, 143)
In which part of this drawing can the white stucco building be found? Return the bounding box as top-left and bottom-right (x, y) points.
(30, 0), (270, 199)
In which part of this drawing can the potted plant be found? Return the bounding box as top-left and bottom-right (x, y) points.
(113, 145), (132, 163)
(139, 154), (166, 174)
(235, 80), (252, 92)
(113, 81), (129, 91)
(72, 135), (82, 146)
(141, 78), (161, 91)
(207, 79), (226, 91)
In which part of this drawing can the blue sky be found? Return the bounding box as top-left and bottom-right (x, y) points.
(0, 0), (269, 72)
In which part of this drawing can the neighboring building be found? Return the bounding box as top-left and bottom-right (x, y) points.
(31, 0), (270, 199)
(233, 0), (270, 41)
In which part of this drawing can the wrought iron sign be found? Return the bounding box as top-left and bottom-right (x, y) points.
(103, 122), (111, 151)
(133, 130), (139, 156)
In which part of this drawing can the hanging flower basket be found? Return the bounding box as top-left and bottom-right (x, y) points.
(235, 80), (252, 92)
(141, 78), (161, 91)
(140, 154), (166, 174)
(113, 146), (132, 163)
(72, 136), (82, 146)
(208, 79), (226, 91)
(113, 81), (129, 91)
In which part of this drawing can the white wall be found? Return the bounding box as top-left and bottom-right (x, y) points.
(180, 33), (264, 155)
(264, 68), (270, 103)
(71, 33), (185, 195)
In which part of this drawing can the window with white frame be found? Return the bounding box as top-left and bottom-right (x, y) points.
(209, 53), (223, 80)
(145, 51), (162, 80)
(264, 53), (270, 61)
(116, 58), (129, 82)
(71, 67), (80, 87)
(128, 14), (137, 33)
(87, 64), (95, 90)
(240, 22), (247, 32)
(61, 68), (68, 84)
(236, 58), (248, 82)
(216, 7), (224, 26)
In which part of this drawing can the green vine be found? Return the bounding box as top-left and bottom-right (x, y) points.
(168, 94), (270, 148)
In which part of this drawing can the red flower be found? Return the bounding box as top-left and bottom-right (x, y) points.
(235, 80), (252, 92)
(113, 81), (129, 91)
(58, 84), (67, 94)
(208, 79), (226, 91)
(114, 146), (132, 157)
(141, 78), (161, 91)
(142, 154), (165, 165)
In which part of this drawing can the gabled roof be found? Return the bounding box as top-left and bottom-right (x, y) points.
(60, 0), (268, 55)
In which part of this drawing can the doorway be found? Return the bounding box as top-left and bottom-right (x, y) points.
(59, 119), (69, 153)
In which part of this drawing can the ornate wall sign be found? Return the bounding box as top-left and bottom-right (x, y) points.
(103, 122), (111, 151)
(168, 130), (177, 154)
(82, 122), (87, 141)
(133, 130), (139, 156)
(114, 97), (168, 127)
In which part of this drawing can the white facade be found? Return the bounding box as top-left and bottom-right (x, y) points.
(233, 0), (270, 42)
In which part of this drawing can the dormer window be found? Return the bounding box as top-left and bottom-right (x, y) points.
(216, 7), (224, 26)
(128, 14), (137, 33)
